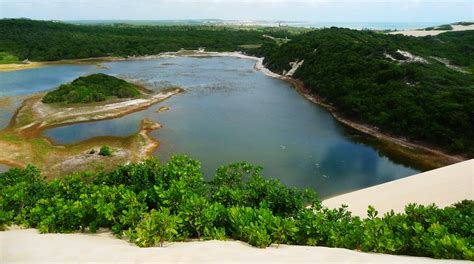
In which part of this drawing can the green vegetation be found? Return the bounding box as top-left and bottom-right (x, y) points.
(434, 24), (454, 30)
(99, 145), (112, 156)
(1, 19), (473, 156)
(42, 73), (141, 104)
(425, 24), (453, 31)
(1, 156), (473, 259)
(252, 28), (474, 157)
(0, 51), (21, 64)
(0, 19), (294, 61)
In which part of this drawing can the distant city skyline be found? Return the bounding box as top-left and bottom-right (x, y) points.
(1, 0), (472, 23)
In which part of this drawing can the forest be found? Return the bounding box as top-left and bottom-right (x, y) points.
(0, 19), (280, 61)
(252, 28), (474, 157)
(42, 73), (142, 104)
(0, 19), (473, 156)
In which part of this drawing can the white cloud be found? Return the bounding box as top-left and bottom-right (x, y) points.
(1, 0), (472, 22)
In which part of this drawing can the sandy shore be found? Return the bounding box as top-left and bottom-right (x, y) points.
(389, 24), (474, 37)
(14, 87), (182, 132)
(323, 159), (474, 218)
(0, 61), (46, 72)
(0, 57), (125, 72)
(2, 228), (469, 264)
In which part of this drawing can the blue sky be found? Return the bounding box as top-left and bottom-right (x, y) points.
(1, 0), (472, 22)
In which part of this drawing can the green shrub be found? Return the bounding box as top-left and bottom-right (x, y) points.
(99, 145), (112, 156)
(127, 208), (182, 247)
(0, 156), (472, 260)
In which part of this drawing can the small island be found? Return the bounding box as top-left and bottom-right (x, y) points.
(42, 73), (142, 104)
(0, 74), (182, 178)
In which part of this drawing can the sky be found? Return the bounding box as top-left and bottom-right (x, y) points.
(1, 0), (473, 23)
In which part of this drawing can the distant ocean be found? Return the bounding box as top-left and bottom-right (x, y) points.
(66, 20), (450, 30)
(280, 22), (449, 30)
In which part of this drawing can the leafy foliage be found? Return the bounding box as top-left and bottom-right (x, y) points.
(0, 51), (21, 64)
(0, 156), (472, 260)
(99, 145), (112, 157)
(42, 73), (141, 104)
(0, 19), (287, 61)
(254, 28), (474, 157)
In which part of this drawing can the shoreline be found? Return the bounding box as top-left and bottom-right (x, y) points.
(0, 56), (126, 72)
(12, 87), (183, 134)
(283, 78), (465, 169)
(0, 51), (466, 171)
(116, 50), (472, 168)
(227, 52), (465, 169)
(0, 88), (182, 177)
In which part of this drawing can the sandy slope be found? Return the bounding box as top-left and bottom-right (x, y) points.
(323, 159), (474, 218)
(389, 24), (474, 37)
(1, 228), (469, 264)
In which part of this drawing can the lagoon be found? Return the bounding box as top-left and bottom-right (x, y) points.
(0, 56), (419, 198)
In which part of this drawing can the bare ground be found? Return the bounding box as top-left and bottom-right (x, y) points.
(0, 89), (182, 178)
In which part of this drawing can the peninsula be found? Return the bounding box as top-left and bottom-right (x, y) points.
(0, 74), (182, 177)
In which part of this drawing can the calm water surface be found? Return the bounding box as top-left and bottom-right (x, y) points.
(0, 57), (419, 198)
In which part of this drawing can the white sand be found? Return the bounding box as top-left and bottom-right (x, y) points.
(323, 159), (474, 218)
(1, 228), (469, 264)
(17, 88), (181, 131)
(389, 24), (474, 37)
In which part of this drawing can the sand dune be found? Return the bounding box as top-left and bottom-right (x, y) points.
(323, 159), (474, 218)
(389, 24), (474, 37)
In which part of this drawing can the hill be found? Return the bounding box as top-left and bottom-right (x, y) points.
(250, 28), (474, 157)
(42, 73), (142, 104)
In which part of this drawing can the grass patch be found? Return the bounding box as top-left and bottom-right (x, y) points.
(0, 133), (22, 142)
(0, 52), (21, 64)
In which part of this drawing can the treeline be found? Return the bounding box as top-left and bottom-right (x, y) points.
(251, 28), (474, 157)
(1, 156), (473, 259)
(0, 19), (282, 61)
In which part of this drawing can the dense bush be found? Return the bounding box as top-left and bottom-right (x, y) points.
(42, 74), (141, 104)
(0, 156), (472, 260)
(99, 145), (112, 156)
(0, 19), (280, 61)
(255, 28), (474, 157)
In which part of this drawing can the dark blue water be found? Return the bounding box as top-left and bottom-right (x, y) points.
(0, 56), (419, 198)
